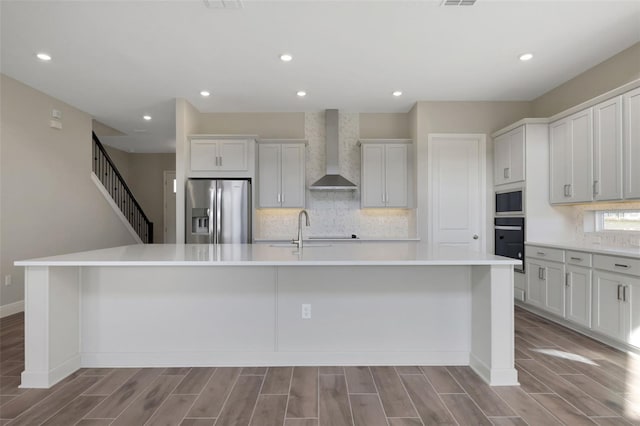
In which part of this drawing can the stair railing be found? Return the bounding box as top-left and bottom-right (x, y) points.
(92, 132), (153, 243)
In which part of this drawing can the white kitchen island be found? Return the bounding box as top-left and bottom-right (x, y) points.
(16, 242), (519, 388)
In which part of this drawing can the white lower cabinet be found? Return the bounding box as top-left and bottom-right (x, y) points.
(525, 257), (564, 316)
(592, 270), (640, 346)
(565, 265), (592, 328)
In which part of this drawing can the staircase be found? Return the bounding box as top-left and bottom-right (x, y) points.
(92, 132), (154, 243)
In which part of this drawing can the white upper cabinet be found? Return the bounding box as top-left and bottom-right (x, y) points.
(593, 96), (623, 201)
(624, 87), (640, 199)
(359, 140), (410, 208)
(550, 109), (593, 204)
(257, 141), (306, 208)
(190, 138), (249, 173)
(494, 126), (525, 186)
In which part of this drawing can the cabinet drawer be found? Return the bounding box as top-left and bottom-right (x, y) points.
(593, 254), (640, 276)
(566, 251), (592, 267)
(527, 246), (565, 262)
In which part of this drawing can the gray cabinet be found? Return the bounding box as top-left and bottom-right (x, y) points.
(257, 141), (306, 208)
(359, 140), (411, 208)
(494, 126), (525, 186)
(624, 87), (640, 199)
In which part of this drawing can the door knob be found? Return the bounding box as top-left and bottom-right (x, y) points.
(473, 234), (479, 240)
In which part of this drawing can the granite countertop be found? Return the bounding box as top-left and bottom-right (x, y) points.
(526, 241), (640, 259)
(15, 242), (518, 267)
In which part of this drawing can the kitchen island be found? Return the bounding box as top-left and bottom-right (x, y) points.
(16, 243), (519, 388)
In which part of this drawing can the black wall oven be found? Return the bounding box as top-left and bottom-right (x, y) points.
(494, 217), (525, 273)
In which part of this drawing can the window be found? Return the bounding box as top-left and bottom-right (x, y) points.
(596, 210), (640, 232)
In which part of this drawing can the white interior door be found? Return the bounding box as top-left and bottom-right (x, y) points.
(427, 134), (486, 251)
(164, 171), (177, 243)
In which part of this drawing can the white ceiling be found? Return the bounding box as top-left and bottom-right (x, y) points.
(1, 0), (639, 153)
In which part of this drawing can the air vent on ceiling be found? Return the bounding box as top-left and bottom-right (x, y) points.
(441, 0), (476, 5)
(203, 0), (243, 9)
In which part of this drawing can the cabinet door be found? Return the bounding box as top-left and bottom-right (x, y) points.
(526, 260), (545, 308)
(257, 144), (281, 208)
(543, 261), (565, 317)
(624, 87), (640, 199)
(626, 280), (640, 347)
(550, 119), (570, 203)
(384, 144), (408, 207)
(565, 265), (592, 328)
(508, 126), (525, 183)
(218, 140), (248, 171)
(593, 97), (623, 201)
(568, 109), (594, 202)
(592, 270), (626, 342)
(190, 140), (219, 171)
(281, 144), (305, 208)
(361, 144), (386, 208)
(493, 132), (510, 186)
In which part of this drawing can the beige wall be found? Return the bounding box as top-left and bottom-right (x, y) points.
(197, 112), (305, 138)
(128, 153), (176, 243)
(359, 113), (410, 139)
(0, 74), (137, 308)
(414, 101), (532, 247)
(104, 145), (131, 182)
(175, 99), (201, 243)
(532, 42), (640, 117)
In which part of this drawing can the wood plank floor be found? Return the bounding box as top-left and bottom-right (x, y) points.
(1, 307), (639, 425)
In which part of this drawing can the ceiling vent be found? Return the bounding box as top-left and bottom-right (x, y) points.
(441, 0), (476, 5)
(203, 0), (244, 9)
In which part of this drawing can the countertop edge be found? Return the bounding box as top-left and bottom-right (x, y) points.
(525, 241), (640, 259)
(15, 260), (518, 267)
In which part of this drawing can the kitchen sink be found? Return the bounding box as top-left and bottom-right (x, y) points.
(269, 243), (331, 248)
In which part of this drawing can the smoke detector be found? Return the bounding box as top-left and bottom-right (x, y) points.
(203, 0), (243, 9)
(441, 0), (476, 5)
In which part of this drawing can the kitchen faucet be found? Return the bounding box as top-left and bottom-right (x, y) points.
(292, 209), (310, 249)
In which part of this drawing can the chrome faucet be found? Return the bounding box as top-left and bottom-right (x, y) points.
(292, 209), (310, 249)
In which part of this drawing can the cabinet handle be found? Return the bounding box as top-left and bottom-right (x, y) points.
(563, 184), (568, 197)
(277, 193), (281, 203)
(504, 167), (509, 179)
(617, 284), (623, 301)
(614, 263), (629, 268)
(537, 251), (546, 256)
(570, 257), (582, 261)
(565, 272), (570, 287)
(219, 156), (223, 167)
(538, 267), (543, 280)
(593, 180), (599, 196)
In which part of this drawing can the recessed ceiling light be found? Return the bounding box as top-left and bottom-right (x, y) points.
(36, 52), (52, 61)
(143, 115), (152, 121)
(296, 91), (306, 97)
(392, 91), (403, 97)
(280, 54), (293, 62)
(200, 90), (211, 97)
(519, 53), (533, 62)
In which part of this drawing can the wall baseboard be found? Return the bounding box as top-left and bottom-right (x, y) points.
(0, 300), (24, 318)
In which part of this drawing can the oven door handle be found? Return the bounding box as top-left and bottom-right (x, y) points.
(494, 225), (523, 231)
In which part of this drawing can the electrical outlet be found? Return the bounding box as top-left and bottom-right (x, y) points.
(4, 275), (11, 286)
(301, 304), (311, 319)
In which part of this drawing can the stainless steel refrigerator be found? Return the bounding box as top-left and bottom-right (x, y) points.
(185, 179), (252, 243)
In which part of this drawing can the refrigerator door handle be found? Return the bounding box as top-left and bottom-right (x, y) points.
(216, 186), (222, 244)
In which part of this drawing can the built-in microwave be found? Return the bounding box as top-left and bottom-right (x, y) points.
(495, 189), (523, 216)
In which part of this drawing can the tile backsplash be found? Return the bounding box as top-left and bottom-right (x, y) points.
(254, 112), (415, 240)
(573, 201), (640, 248)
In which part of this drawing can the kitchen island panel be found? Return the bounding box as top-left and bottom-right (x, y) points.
(277, 266), (470, 353)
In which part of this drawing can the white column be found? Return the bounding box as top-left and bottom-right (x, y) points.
(470, 264), (518, 386)
(21, 266), (81, 388)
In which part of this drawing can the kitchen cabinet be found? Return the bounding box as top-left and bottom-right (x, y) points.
(565, 264), (592, 328)
(593, 96), (623, 201)
(359, 139), (411, 208)
(592, 269), (639, 345)
(257, 141), (306, 208)
(624, 87), (640, 199)
(190, 138), (249, 172)
(493, 126), (525, 186)
(550, 109), (593, 204)
(526, 246), (565, 317)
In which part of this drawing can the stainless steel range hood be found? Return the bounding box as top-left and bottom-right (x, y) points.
(310, 109), (357, 191)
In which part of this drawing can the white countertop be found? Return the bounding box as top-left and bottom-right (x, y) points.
(15, 243), (519, 267)
(526, 241), (640, 259)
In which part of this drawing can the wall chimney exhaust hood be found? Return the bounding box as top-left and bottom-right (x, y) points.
(310, 109), (357, 191)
